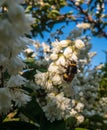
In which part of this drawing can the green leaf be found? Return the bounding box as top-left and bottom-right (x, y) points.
(41, 120), (66, 130)
(0, 121), (38, 130)
(75, 128), (88, 130)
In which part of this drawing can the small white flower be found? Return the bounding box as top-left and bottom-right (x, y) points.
(51, 40), (62, 53)
(42, 42), (50, 52)
(70, 53), (78, 62)
(45, 80), (53, 91)
(43, 92), (71, 122)
(79, 91), (84, 96)
(76, 115), (84, 124)
(75, 39), (85, 49)
(95, 64), (104, 70)
(70, 109), (77, 116)
(24, 48), (34, 54)
(11, 89), (31, 107)
(51, 74), (63, 85)
(48, 63), (59, 73)
(35, 71), (48, 86)
(55, 55), (66, 66)
(88, 52), (97, 58)
(77, 23), (90, 29)
(60, 40), (71, 48)
(7, 74), (28, 88)
(50, 53), (58, 61)
(63, 46), (73, 58)
(75, 102), (84, 112)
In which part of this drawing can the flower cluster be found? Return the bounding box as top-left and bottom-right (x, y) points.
(70, 42), (106, 122)
(33, 37), (106, 126)
(34, 39), (85, 123)
(0, 0), (33, 113)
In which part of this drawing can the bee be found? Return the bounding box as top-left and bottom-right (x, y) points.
(63, 60), (77, 82)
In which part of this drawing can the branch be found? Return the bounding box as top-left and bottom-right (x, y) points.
(70, 0), (107, 38)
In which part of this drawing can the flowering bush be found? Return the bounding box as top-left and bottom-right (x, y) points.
(0, 0), (107, 130)
(23, 37), (107, 129)
(0, 0), (33, 114)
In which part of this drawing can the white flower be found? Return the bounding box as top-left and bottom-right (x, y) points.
(48, 63), (59, 73)
(77, 23), (90, 29)
(75, 39), (85, 49)
(45, 80), (53, 91)
(51, 40), (62, 53)
(63, 46), (73, 58)
(60, 40), (72, 48)
(42, 101), (60, 122)
(51, 74), (63, 85)
(55, 93), (71, 111)
(42, 42), (50, 52)
(24, 48), (34, 54)
(88, 52), (97, 58)
(10, 89), (31, 107)
(76, 115), (84, 124)
(70, 53), (78, 62)
(95, 64), (104, 70)
(55, 55), (66, 66)
(35, 71), (48, 86)
(75, 102), (84, 112)
(70, 109), (77, 116)
(75, 0), (84, 5)
(79, 91), (84, 96)
(43, 92), (71, 122)
(0, 88), (12, 113)
(7, 75), (28, 88)
(50, 53), (58, 61)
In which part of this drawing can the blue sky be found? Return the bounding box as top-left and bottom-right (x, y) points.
(90, 37), (107, 66)
(36, 22), (107, 67)
(35, 3), (107, 67)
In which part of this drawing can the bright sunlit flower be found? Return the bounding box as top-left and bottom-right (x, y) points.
(48, 63), (59, 73)
(63, 46), (73, 58)
(75, 39), (85, 49)
(42, 42), (51, 52)
(35, 71), (48, 86)
(70, 53), (78, 61)
(51, 74), (63, 85)
(50, 53), (58, 61)
(55, 55), (66, 66)
(77, 23), (90, 29)
(60, 40), (72, 48)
